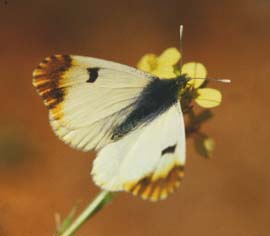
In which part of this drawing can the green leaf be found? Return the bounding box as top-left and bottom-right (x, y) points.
(55, 203), (79, 235)
(58, 191), (114, 236)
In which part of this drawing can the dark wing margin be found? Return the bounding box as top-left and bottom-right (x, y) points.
(33, 55), (72, 110)
(125, 165), (185, 201)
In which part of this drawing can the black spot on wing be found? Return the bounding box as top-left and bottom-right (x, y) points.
(112, 77), (183, 139)
(161, 144), (177, 156)
(87, 67), (100, 83)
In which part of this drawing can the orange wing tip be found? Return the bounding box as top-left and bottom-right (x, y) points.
(124, 165), (185, 201)
(32, 55), (72, 111)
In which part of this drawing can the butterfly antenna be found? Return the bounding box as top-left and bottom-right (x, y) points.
(178, 25), (231, 84)
(193, 77), (231, 83)
(179, 25), (184, 75)
(209, 78), (231, 83)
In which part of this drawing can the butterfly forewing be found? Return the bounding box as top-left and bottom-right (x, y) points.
(33, 55), (152, 151)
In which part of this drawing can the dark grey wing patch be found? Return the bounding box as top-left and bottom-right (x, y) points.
(112, 78), (181, 139)
(87, 67), (100, 83)
(161, 144), (177, 156)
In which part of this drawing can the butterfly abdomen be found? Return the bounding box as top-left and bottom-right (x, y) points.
(112, 78), (180, 139)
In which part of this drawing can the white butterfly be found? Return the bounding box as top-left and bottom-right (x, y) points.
(32, 54), (188, 201)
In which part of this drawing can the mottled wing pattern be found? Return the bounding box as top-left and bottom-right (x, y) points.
(33, 55), (153, 151)
(92, 103), (186, 201)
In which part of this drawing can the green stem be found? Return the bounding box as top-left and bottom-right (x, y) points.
(60, 190), (114, 236)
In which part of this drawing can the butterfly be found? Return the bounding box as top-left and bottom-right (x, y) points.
(32, 54), (190, 201)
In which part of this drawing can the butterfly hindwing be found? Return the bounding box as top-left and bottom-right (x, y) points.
(33, 55), (153, 151)
(92, 103), (186, 201)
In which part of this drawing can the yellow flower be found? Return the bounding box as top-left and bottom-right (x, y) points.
(137, 48), (222, 108)
(181, 62), (222, 108)
(137, 47), (180, 78)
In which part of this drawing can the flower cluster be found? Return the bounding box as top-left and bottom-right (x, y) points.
(137, 47), (222, 108)
(137, 47), (222, 158)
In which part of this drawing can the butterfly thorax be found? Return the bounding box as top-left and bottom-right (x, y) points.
(112, 76), (187, 140)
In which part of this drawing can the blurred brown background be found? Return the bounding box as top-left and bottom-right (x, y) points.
(0, 0), (269, 235)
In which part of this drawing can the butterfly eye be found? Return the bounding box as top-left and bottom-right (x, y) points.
(176, 74), (190, 88)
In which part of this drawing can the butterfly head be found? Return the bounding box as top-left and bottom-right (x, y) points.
(176, 74), (190, 89)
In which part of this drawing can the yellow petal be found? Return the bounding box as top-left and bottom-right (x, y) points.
(204, 137), (215, 158)
(182, 62), (207, 88)
(195, 88), (222, 108)
(194, 135), (215, 158)
(153, 66), (176, 78)
(137, 53), (157, 73)
(157, 48), (181, 66)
